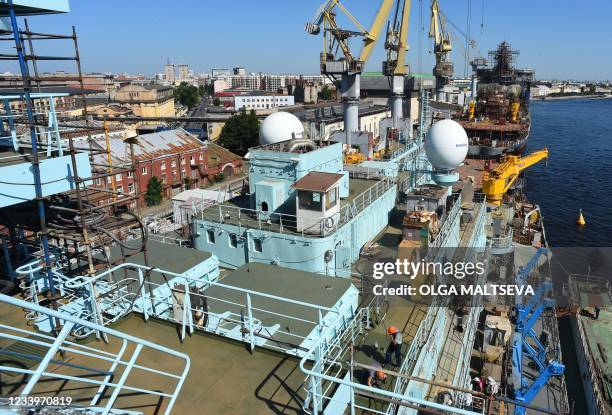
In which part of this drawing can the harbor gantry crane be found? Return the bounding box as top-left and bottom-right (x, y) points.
(306, 0), (406, 149)
(382, 0), (411, 129)
(429, 0), (453, 101)
(482, 149), (549, 205)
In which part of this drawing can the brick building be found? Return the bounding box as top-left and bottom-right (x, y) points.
(92, 128), (242, 207)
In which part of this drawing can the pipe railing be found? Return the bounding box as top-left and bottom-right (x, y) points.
(0, 293), (190, 415)
(195, 176), (396, 238)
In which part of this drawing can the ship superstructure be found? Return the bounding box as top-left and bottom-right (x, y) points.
(460, 41), (535, 158)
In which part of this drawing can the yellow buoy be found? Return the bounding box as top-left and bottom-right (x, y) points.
(577, 209), (586, 226)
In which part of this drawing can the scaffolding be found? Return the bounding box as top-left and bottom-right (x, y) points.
(0, 0), (148, 327)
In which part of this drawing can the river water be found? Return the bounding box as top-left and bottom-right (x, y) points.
(525, 98), (612, 247)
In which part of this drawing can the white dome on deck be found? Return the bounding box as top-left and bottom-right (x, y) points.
(425, 119), (469, 170)
(259, 112), (305, 145)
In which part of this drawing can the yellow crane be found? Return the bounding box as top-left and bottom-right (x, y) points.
(305, 0), (400, 75)
(482, 149), (549, 205)
(429, 0), (453, 98)
(306, 0), (412, 145)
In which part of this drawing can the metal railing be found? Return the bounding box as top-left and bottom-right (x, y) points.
(195, 175), (396, 238)
(18, 260), (353, 357)
(298, 303), (482, 415)
(0, 293), (190, 415)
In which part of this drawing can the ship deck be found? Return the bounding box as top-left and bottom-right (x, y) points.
(0, 305), (309, 414)
(577, 310), (612, 406)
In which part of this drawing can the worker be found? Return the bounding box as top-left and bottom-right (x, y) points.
(471, 376), (483, 392)
(366, 361), (387, 388)
(385, 326), (403, 368)
(594, 304), (601, 320)
(485, 377), (499, 396)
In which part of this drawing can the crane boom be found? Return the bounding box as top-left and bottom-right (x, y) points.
(429, 0), (453, 98)
(358, 0), (396, 63)
(482, 149), (548, 205)
(383, 0), (411, 76)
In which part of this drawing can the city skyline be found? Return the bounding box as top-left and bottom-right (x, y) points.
(15, 0), (612, 81)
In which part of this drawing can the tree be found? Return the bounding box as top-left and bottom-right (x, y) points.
(213, 97), (221, 106)
(217, 110), (259, 156)
(144, 176), (163, 206)
(319, 85), (333, 101)
(173, 82), (200, 108)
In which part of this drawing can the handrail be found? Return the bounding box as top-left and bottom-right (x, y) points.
(298, 303), (482, 415)
(194, 176), (396, 238)
(0, 293), (190, 415)
(62, 262), (336, 313)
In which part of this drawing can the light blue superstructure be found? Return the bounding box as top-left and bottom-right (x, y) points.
(192, 140), (398, 276)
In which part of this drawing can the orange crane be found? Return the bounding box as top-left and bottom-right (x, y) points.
(482, 149), (548, 205)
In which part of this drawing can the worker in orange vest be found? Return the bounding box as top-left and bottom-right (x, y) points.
(385, 326), (403, 368)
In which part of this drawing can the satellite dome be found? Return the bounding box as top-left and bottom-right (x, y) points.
(425, 119), (468, 170)
(259, 112), (304, 145)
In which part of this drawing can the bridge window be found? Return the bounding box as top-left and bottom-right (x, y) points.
(229, 234), (238, 248)
(298, 190), (322, 211)
(207, 229), (215, 244)
(253, 238), (262, 253)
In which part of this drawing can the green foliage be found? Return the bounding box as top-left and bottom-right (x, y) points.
(173, 82), (200, 108)
(213, 173), (225, 182)
(144, 176), (163, 206)
(199, 83), (213, 96)
(319, 85), (333, 101)
(213, 97), (221, 106)
(217, 110), (259, 156)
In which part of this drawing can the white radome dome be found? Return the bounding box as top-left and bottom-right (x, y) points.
(259, 112), (304, 145)
(425, 119), (468, 170)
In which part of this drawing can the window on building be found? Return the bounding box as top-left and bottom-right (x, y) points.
(141, 167), (147, 175)
(106, 176), (112, 184)
(115, 173), (122, 181)
(199, 153), (204, 160)
(207, 229), (215, 244)
(253, 238), (262, 253)
(162, 175), (167, 184)
(181, 158), (185, 165)
(161, 161), (166, 170)
(298, 190), (323, 211)
(326, 187), (338, 209)
(127, 171), (134, 178)
(229, 234), (238, 248)
(128, 183), (135, 194)
(171, 160), (176, 167)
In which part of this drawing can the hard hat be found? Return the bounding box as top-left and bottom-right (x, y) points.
(376, 370), (387, 380)
(387, 326), (399, 335)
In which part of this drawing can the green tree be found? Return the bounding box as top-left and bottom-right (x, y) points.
(144, 176), (163, 206)
(213, 97), (221, 106)
(173, 82), (200, 108)
(217, 110), (259, 156)
(319, 85), (333, 101)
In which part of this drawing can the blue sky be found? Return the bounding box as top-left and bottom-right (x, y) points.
(14, 0), (611, 80)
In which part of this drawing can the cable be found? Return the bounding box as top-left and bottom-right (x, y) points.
(0, 177), (71, 186)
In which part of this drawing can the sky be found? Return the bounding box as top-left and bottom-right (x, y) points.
(10, 0), (612, 81)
